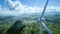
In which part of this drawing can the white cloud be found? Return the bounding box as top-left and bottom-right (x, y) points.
(0, 0), (60, 16)
(4, 0), (60, 12)
(5, 0), (43, 12)
(46, 6), (60, 11)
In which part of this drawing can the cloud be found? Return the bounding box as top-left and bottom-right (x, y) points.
(46, 6), (60, 11)
(5, 0), (43, 12)
(1, 0), (60, 12)
(0, 0), (60, 16)
(5, 0), (19, 10)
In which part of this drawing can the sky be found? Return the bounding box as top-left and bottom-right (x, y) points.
(0, 0), (60, 16)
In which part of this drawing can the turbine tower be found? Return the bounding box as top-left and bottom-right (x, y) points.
(39, 0), (53, 34)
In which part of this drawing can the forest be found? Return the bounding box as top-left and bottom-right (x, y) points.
(0, 11), (60, 34)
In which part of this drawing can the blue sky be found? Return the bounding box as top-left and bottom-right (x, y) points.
(20, 0), (60, 7)
(0, 0), (60, 8)
(0, 0), (60, 16)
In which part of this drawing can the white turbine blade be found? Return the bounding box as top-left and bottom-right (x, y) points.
(41, 21), (53, 34)
(40, 22), (43, 34)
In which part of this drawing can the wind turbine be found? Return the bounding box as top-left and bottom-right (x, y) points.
(39, 0), (53, 34)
